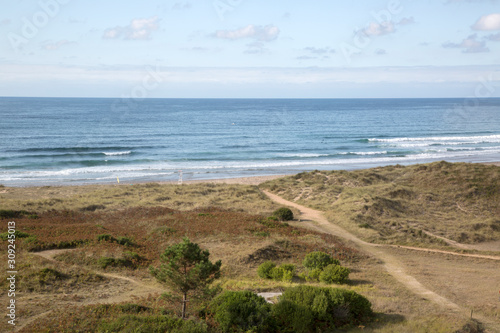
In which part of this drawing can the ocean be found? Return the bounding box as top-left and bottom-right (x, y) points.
(1, 97), (499, 186)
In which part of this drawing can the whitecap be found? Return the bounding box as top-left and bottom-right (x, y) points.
(103, 151), (132, 156)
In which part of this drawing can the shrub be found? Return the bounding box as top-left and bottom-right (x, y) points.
(80, 204), (106, 212)
(36, 268), (66, 285)
(272, 207), (294, 221)
(305, 268), (322, 282)
(302, 251), (339, 271)
(97, 257), (132, 269)
(0, 210), (38, 219)
(116, 236), (134, 246)
(280, 264), (296, 275)
(257, 261), (276, 279)
(271, 264), (296, 282)
(118, 304), (150, 314)
(280, 285), (373, 328)
(98, 314), (208, 333)
(97, 234), (115, 242)
(259, 263), (295, 282)
(0, 230), (31, 241)
(271, 299), (314, 333)
(207, 290), (275, 332)
(319, 264), (350, 284)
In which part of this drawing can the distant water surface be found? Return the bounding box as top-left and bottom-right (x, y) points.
(1, 97), (499, 186)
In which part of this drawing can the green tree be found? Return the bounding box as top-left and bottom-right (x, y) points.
(150, 238), (222, 319)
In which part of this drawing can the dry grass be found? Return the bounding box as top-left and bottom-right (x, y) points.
(0, 182), (280, 215)
(1, 168), (497, 332)
(261, 161), (500, 247)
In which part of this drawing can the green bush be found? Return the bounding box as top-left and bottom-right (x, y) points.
(97, 257), (132, 269)
(305, 268), (322, 282)
(272, 207), (294, 221)
(116, 236), (134, 246)
(97, 234), (115, 242)
(270, 264), (296, 282)
(271, 300), (314, 333)
(302, 251), (339, 271)
(118, 304), (150, 314)
(98, 314), (208, 333)
(257, 261), (276, 279)
(0, 230), (31, 241)
(207, 290), (275, 333)
(280, 285), (373, 328)
(259, 262), (295, 282)
(0, 210), (38, 219)
(319, 264), (350, 284)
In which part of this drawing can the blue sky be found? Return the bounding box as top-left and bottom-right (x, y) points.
(1, 0), (499, 98)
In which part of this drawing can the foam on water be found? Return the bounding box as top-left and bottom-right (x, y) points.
(1, 97), (499, 186)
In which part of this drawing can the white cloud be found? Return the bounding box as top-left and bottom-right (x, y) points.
(442, 34), (490, 53)
(472, 13), (500, 30)
(172, 2), (191, 10)
(375, 49), (387, 55)
(362, 21), (395, 36)
(103, 16), (160, 40)
(398, 17), (415, 25)
(487, 32), (500, 41)
(0, 18), (11, 26)
(41, 40), (74, 51)
(303, 47), (336, 55)
(214, 24), (280, 42)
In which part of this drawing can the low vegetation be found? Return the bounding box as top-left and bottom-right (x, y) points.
(262, 161), (500, 246)
(0, 164), (496, 332)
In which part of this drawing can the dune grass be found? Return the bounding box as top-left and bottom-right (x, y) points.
(261, 161), (500, 247)
(1, 165), (497, 332)
(0, 182), (280, 215)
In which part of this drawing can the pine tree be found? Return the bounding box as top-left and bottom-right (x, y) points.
(150, 237), (222, 319)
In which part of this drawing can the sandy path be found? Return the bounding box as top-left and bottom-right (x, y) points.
(263, 190), (461, 310)
(263, 190), (500, 331)
(16, 250), (164, 332)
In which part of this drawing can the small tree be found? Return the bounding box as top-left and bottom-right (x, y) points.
(150, 237), (222, 319)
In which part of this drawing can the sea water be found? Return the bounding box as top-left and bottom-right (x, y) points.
(1, 97), (499, 186)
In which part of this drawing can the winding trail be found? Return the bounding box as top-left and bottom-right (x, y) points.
(15, 249), (163, 332)
(264, 191), (462, 310)
(263, 190), (500, 331)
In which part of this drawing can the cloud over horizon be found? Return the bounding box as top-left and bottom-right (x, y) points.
(213, 24), (280, 42)
(103, 16), (160, 40)
(442, 33), (490, 53)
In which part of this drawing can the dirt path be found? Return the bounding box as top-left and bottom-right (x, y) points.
(32, 249), (164, 292)
(263, 190), (500, 331)
(263, 191), (462, 310)
(15, 250), (164, 332)
(417, 229), (500, 252)
(387, 244), (500, 261)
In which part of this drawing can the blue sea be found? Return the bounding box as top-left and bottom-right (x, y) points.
(1, 97), (499, 186)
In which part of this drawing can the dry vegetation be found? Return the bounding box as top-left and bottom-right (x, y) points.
(0, 166), (497, 332)
(0, 182), (280, 215)
(261, 161), (500, 247)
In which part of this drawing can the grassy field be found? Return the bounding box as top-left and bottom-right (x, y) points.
(261, 161), (500, 247)
(0, 164), (497, 332)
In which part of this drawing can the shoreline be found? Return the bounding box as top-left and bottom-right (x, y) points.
(2, 161), (499, 189)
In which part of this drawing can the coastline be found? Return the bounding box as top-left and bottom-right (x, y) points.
(2, 161), (499, 189)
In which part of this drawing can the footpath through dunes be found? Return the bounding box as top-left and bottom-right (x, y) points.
(15, 249), (164, 333)
(262, 190), (500, 330)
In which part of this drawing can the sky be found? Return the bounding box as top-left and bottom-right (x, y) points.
(0, 0), (499, 98)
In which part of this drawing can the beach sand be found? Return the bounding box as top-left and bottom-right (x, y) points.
(166, 174), (287, 186)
